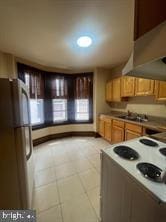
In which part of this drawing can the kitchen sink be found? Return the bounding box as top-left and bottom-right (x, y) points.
(118, 115), (148, 123)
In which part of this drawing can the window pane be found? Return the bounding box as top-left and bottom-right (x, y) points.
(30, 99), (44, 125)
(53, 99), (67, 122)
(75, 99), (89, 121)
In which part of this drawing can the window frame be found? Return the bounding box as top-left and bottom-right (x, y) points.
(75, 99), (90, 121)
(52, 98), (68, 123)
(29, 98), (44, 126)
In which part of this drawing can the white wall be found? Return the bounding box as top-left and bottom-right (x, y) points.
(93, 68), (112, 131)
(110, 96), (166, 118)
(32, 124), (94, 140)
(0, 51), (16, 78)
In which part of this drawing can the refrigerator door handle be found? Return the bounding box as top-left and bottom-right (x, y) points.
(26, 127), (33, 161)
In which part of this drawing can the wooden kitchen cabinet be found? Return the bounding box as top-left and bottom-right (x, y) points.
(125, 123), (142, 141)
(134, 0), (166, 40)
(135, 78), (154, 96)
(112, 120), (124, 144)
(121, 76), (135, 97)
(112, 78), (121, 102)
(104, 119), (112, 142)
(99, 116), (112, 142)
(125, 129), (141, 140)
(99, 118), (105, 137)
(154, 80), (166, 101)
(106, 81), (112, 102)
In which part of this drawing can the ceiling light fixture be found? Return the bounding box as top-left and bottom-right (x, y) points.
(77, 36), (92, 47)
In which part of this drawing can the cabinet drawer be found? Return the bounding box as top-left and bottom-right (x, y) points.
(113, 119), (125, 128)
(104, 117), (112, 123)
(125, 123), (142, 134)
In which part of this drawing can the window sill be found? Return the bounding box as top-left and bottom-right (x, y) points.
(32, 120), (93, 131)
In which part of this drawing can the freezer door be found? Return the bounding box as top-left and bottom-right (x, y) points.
(12, 79), (31, 127)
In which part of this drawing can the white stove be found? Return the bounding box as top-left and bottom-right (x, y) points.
(103, 136), (166, 204)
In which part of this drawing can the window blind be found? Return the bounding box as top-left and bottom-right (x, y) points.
(17, 63), (44, 99)
(51, 76), (68, 99)
(75, 75), (92, 99)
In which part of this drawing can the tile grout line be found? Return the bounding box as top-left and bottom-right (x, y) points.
(33, 137), (109, 221)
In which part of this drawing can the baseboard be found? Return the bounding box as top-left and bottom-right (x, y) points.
(33, 131), (97, 146)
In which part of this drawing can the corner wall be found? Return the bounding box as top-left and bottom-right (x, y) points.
(93, 68), (112, 132)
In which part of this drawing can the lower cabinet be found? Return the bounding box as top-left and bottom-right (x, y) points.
(104, 120), (112, 142)
(125, 129), (141, 140)
(99, 118), (105, 137)
(112, 125), (124, 143)
(99, 116), (143, 143)
(125, 123), (142, 140)
(111, 119), (125, 144)
(99, 116), (112, 142)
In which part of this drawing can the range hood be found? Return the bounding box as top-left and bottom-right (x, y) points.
(123, 21), (166, 81)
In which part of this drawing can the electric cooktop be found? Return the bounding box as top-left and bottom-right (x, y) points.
(137, 162), (162, 183)
(113, 145), (139, 160)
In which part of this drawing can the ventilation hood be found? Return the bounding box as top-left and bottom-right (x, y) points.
(123, 21), (166, 81)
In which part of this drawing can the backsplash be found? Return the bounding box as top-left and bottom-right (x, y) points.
(109, 96), (166, 118)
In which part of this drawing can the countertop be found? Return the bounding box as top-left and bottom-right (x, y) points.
(103, 136), (166, 204)
(100, 111), (166, 132)
(150, 132), (166, 143)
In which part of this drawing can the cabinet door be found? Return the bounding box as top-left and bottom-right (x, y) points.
(121, 76), (135, 97)
(134, 0), (166, 40)
(106, 81), (112, 101)
(154, 80), (166, 101)
(112, 78), (121, 102)
(104, 121), (112, 142)
(99, 119), (105, 137)
(112, 125), (124, 144)
(125, 129), (141, 141)
(135, 78), (154, 96)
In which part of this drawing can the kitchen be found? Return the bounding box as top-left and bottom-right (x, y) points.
(0, 0), (166, 222)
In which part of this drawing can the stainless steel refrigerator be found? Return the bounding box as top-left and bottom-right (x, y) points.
(0, 78), (34, 209)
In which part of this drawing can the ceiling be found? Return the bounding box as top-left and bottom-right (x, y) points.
(0, 0), (134, 70)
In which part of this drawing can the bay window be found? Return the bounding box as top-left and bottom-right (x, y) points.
(17, 63), (93, 129)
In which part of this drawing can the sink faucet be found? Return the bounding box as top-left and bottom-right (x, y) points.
(127, 110), (132, 116)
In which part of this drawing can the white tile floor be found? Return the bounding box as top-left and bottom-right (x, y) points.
(33, 137), (110, 222)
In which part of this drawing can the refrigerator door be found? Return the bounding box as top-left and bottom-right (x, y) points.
(12, 79), (33, 160)
(12, 79), (34, 208)
(0, 79), (34, 209)
(14, 126), (34, 208)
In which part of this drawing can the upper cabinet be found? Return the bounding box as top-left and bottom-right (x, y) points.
(105, 76), (165, 102)
(112, 78), (121, 102)
(135, 78), (154, 96)
(154, 80), (166, 101)
(106, 78), (121, 102)
(121, 76), (135, 97)
(134, 0), (166, 40)
(106, 81), (112, 102)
